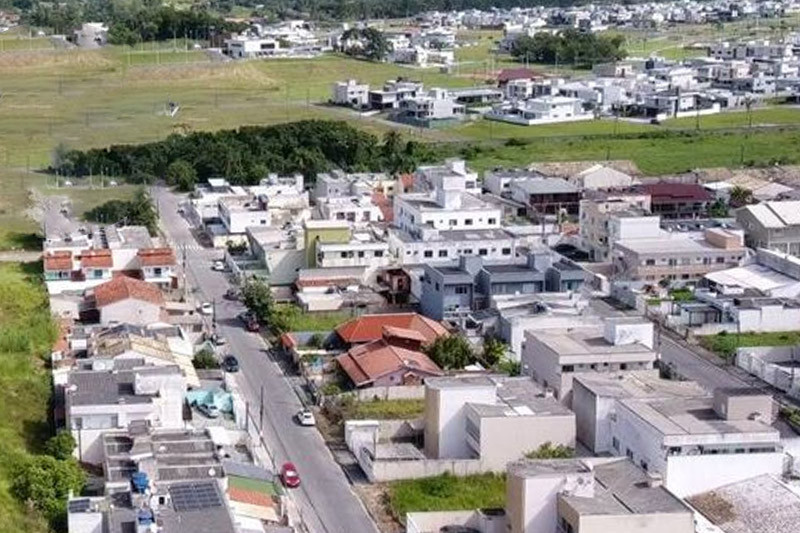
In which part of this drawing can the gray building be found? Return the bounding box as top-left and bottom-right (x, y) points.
(420, 251), (585, 322)
(736, 200), (800, 255)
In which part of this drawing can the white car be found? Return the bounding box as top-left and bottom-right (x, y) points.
(212, 260), (226, 272)
(296, 410), (316, 427)
(197, 403), (220, 418)
(199, 302), (213, 315)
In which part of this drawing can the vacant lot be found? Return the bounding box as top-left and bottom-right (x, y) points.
(387, 473), (506, 524)
(699, 330), (800, 359)
(0, 262), (57, 533)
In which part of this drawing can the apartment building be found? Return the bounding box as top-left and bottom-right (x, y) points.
(506, 458), (694, 533)
(579, 189), (653, 261)
(65, 361), (185, 464)
(736, 200), (800, 254)
(613, 227), (747, 282)
(641, 182), (713, 219)
(424, 376), (575, 471)
(522, 318), (658, 404)
(388, 226), (519, 266)
(316, 193), (384, 224)
(509, 177), (581, 217)
(608, 388), (783, 497)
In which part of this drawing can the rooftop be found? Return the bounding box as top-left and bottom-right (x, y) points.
(740, 200), (800, 229)
(467, 376), (573, 419)
(336, 312), (449, 345)
(530, 327), (654, 357)
(642, 182), (712, 203)
(616, 232), (745, 254)
(574, 371), (707, 400)
(92, 276), (165, 307)
(67, 364), (181, 407)
(511, 177), (579, 195)
(687, 475), (800, 533)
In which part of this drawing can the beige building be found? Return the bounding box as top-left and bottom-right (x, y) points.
(424, 376), (575, 470)
(522, 318), (658, 404)
(613, 227), (748, 283)
(507, 458), (694, 533)
(579, 189), (652, 262)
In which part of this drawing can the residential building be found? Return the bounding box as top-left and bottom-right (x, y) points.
(572, 371), (708, 454)
(219, 191), (309, 238)
(509, 177), (581, 217)
(304, 219), (351, 267)
(613, 227), (747, 283)
(688, 474), (800, 533)
(570, 164), (636, 191)
(86, 276), (166, 326)
(219, 195), (270, 235)
(395, 88), (466, 126)
(420, 252), (585, 323)
(641, 182), (713, 219)
(605, 387), (783, 497)
(522, 318), (658, 404)
(65, 361), (185, 463)
(414, 159), (480, 196)
(335, 312), (449, 347)
(579, 189), (653, 261)
(505, 78), (537, 100)
(704, 247), (800, 298)
(316, 193), (384, 224)
(137, 247), (177, 289)
(483, 169), (546, 197)
(506, 458), (695, 533)
(332, 79), (369, 107)
(316, 232), (390, 269)
(313, 170), (394, 201)
(487, 96), (593, 126)
(369, 79), (424, 109)
(736, 200), (800, 254)
(224, 34), (281, 58)
(424, 376), (575, 470)
(388, 226), (519, 266)
(336, 325), (444, 388)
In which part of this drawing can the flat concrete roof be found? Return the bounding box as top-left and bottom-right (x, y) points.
(530, 327), (655, 357)
(574, 371), (707, 400)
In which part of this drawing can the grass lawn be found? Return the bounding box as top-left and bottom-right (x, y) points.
(352, 399), (425, 420)
(387, 473), (506, 523)
(276, 304), (352, 332)
(0, 262), (57, 533)
(457, 128), (800, 175)
(698, 330), (800, 358)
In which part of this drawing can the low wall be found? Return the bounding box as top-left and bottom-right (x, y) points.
(406, 511), (479, 533)
(354, 385), (425, 402)
(366, 456), (486, 482)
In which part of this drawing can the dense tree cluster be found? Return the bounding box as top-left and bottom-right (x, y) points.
(52, 120), (433, 185)
(84, 187), (159, 234)
(510, 29), (627, 67)
(340, 27), (390, 61)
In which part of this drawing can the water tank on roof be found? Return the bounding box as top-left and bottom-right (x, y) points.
(131, 471), (149, 494)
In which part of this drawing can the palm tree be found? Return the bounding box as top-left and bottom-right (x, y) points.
(729, 186), (753, 208)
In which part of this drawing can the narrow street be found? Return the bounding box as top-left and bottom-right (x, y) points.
(152, 186), (379, 533)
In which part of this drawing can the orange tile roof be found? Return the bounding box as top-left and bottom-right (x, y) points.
(80, 249), (113, 268)
(137, 247), (176, 267)
(336, 313), (448, 345)
(371, 191), (393, 222)
(44, 251), (73, 271)
(382, 325), (427, 343)
(228, 486), (274, 508)
(336, 338), (443, 387)
(93, 276), (165, 308)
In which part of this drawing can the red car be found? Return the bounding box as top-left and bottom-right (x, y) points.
(280, 462), (301, 488)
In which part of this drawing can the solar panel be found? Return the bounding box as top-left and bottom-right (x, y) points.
(68, 499), (91, 513)
(169, 482), (222, 512)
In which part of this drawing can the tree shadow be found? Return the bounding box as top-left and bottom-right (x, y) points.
(4, 232), (43, 251)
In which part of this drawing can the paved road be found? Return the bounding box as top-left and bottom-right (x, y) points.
(153, 186), (379, 533)
(659, 335), (749, 391)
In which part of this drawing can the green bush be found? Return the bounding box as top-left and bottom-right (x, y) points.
(192, 348), (219, 369)
(11, 455), (85, 527)
(525, 441), (574, 459)
(43, 432), (76, 461)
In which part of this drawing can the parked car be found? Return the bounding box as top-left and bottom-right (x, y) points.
(197, 403), (220, 418)
(296, 409), (316, 427)
(211, 333), (226, 346)
(221, 355), (239, 373)
(280, 462), (301, 488)
(199, 302), (213, 315)
(212, 260), (226, 272)
(239, 312), (259, 332)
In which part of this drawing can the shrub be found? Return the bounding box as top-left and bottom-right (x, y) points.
(192, 348), (219, 369)
(43, 432), (76, 461)
(11, 455), (85, 526)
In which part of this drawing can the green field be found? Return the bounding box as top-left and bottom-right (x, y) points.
(388, 473), (506, 523)
(0, 262), (57, 533)
(699, 330), (800, 358)
(352, 399), (425, 420)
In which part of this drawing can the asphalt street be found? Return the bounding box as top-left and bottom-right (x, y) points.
(153, 186), (379, 533)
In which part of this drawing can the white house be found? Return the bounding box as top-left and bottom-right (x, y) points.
(487, 96), (593, 126)
(332, 79), (369, 108)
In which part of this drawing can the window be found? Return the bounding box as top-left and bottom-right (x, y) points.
(562, 365), (574, 373)
(716, 256), (725, 263)
(502, 247), (511, 255)
(465, 219), (473, 226)
(645, 259), (656, 266)
(424, 250), (433, 258)
(93, 269), (104, 279)
(449, 219), (457, 226)
(668, 258), (677, 266)
(640, 460), (648, 472)
(438, 250), (448, 258)
(462, 249), (473, 255)
(488, 218), (497, 225)
(153, 267), (162, 277)
(435, 283), (440, 291)
(374, 250), (384, 257)
(455, 286), (469, 295)
(612, 437), (619, 451)
(340, 252), (348, 258)
(626, 448), (634, 460)
(478, 248), (488, 256)
(358, 251), (365, 258)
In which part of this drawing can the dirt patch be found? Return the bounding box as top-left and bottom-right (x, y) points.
(124, 62), (278, 88)
(528, 159), (642, 177)
(353, 483), (403, 533)
(694, 165), (800, 189)
(0, 50), (113, 70)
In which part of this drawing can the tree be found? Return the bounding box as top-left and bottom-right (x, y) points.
(12, 455), (85, 526)
(43, 431), (76, 461)
(83, 187), (158, 234)
(708, 198), (728, 218)
(729, 186), (753, 208)
(193, 347), (219, 369)
(341, 27), (389, 61)
(165, 159), (197, 192)
(425, 335), (475, 370)
(241, 278), (275, 325)
(510, 30), (626, 68)
(481, 335), (507, 367)
(525, 441), (574, 459)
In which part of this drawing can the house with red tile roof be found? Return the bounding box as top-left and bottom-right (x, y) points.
(336, 326), (444, 388)
(137, 247), (177, 288)
(335, 312), (449, 346)
(87, 277), (166, 326)
(641, 182), (713, 220)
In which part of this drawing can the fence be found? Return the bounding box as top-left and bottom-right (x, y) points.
(353, 385), (425, 402)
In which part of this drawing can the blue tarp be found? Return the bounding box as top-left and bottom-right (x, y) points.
(187, 389), (233, 413)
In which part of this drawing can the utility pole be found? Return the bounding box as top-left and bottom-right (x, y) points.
(259, 385), (265, 438)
